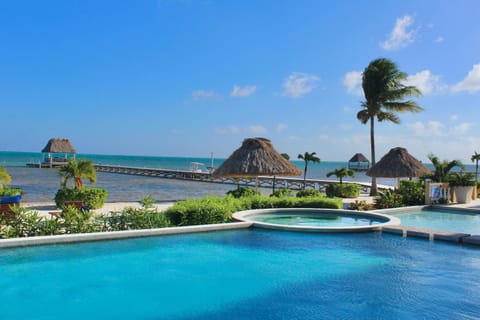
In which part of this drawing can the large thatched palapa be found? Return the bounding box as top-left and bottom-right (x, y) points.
(42, 138), (77, 154)
(366, 147), (430, 178)
(213, 138), (301, 178)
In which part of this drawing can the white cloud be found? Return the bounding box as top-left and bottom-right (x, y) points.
(453, 123), (471, 135)
(245, 125), (268, 134)
(343, 71), (363, 95)
(408, 121), (445, 137)
(452, 64), (480, 93)
(215, 125), (240, 135)
(276, 123), (288, 133)
(450, 115), (458, 121)
(192, 90), (216, 100)
(403, 70), (442, 95)
(319, 134), (330, 142)
(435, 36), (444, 43)
(282, 72), (319, 97)
(380, 15), (416, 51)
(231, 85), (256, 97)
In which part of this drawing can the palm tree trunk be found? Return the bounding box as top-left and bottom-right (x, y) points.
(370, 116), (378, 196)
(303, 162), (307, 189)
(476, 161), (479, 183)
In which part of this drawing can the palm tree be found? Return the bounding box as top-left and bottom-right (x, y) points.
(58, 159), (97, 189)
(423, 153), (463, 182)
(297, 152), (320, 189)
(326, 167), (355, 184)
(0, 166), (11, 191)
(358, 58), (423, 195)
(471, 151), (480, 183)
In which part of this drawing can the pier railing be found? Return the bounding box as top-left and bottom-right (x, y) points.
(94, 164), (392, 195)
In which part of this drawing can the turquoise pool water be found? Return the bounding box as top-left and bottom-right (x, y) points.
(395, 208), (480, 234)
(251, 212), (383, 227)
(0, 230), (478, 319)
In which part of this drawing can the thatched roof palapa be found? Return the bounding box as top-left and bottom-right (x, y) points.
(41, 138), (77, 154)
(349, 153), (369, 163)
(213, 137), (302, 178)
(366, 147), (430, 178)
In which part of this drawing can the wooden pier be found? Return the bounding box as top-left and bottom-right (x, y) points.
(94, 164), (384, 194)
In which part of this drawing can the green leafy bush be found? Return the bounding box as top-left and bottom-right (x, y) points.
(101, 207), (170, 231)
(347, 200), (375, 211)
(165, 194), (342, 226)
(296, 189), (323, 198)
(375, 190), (404, 209)
(398, 180), (425, 205)
(54, 187), (108, 209)
(325, 183), (361, 198)
(270, 188), (295, 197)
(0, 187), (23, 197)
(226, 187), (260, 198)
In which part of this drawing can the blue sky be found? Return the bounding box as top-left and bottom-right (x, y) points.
(1, 0), (479, 162)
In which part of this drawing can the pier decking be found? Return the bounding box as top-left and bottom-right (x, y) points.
(94, 164), (386, 194)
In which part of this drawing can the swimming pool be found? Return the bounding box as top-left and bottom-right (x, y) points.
(234, 208), (399, 232)
(0, 229), (478, 319)
(391, 208), (480, 234)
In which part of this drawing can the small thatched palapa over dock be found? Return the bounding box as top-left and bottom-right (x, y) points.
(348, 153), (370, 171)
(27, 138), (77, 168)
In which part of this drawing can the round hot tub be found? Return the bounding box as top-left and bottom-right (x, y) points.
(233, 208), (400, 232)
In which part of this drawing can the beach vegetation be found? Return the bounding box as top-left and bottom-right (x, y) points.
(280, 153), (290, 160)
(347, 200), (375, 211)
(375, 190), (404, 209)
(54, 187), (108, 209)
(295, 189), (323, 198)
(398, 180), (425, 205)
(297, 152), (320, 189)
(139, 194), (156, 209)
(448, 172), (476, 187)
(0, 166), (11, 191)
(165, 195), (342, 226)
(101, 207), (170, 231)
(226, 187), (260, 198)
(270, 188), (295, 197)
(471, 151), (480, 183)
(358, 58), (423, 196)
(326, 167), (355, 184)
(58, 159), (97, 189)
(423, 153), (463, 182)
(326, 183), (361, 198)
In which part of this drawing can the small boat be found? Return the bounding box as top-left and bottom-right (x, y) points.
(190, 162), (204, 173)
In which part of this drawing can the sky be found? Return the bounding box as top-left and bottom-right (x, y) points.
(1, 0), (479, 162)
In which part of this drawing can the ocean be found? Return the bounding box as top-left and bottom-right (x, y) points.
(0, 151), (469, 203)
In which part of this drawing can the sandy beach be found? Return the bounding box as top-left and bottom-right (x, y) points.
(22, 201), (176, 218)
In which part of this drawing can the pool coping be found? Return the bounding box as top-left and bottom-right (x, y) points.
(0, 222), (253, 249)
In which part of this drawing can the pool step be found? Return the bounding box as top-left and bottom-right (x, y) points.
(381, 226), (478, 246)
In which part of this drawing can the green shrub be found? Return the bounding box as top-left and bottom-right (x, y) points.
(226, 187), (260, 198)
(325, 183), (361, 198)
(270, 188), (295, 197)
(296, 189), (323, 198)
(398, 180), (425, 205)
(0, 187), (23, 197)
(347, 200), (375, 211)
(100, 207), (170, 231)
(375, 190), (404, 209)
(54, 187), (108, 209)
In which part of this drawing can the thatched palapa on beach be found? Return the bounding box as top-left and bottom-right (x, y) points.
(366, 147), (430, 178)
(42, 138), (77, 154)
(348, 153), (370, 171)
(213, 138), (302, 178)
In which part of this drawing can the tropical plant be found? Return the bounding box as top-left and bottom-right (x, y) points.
(0, 166), (11, 191)
(58, 159), (97, 189)
(326, 167), (355, 184)
(280, 153), (290, 160)
(296, 189), (323, 198)
(325, 183), (361, 198)
(357, 58), (423, 195)
(423, 154), (463, 182)
(448, 172), (476, 187)
(297, 152), (320, 189)
(471, 151), (480, 183)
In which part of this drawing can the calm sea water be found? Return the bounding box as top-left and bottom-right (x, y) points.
(1, 151), (472, 203)
(0, 229), (478, 319)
